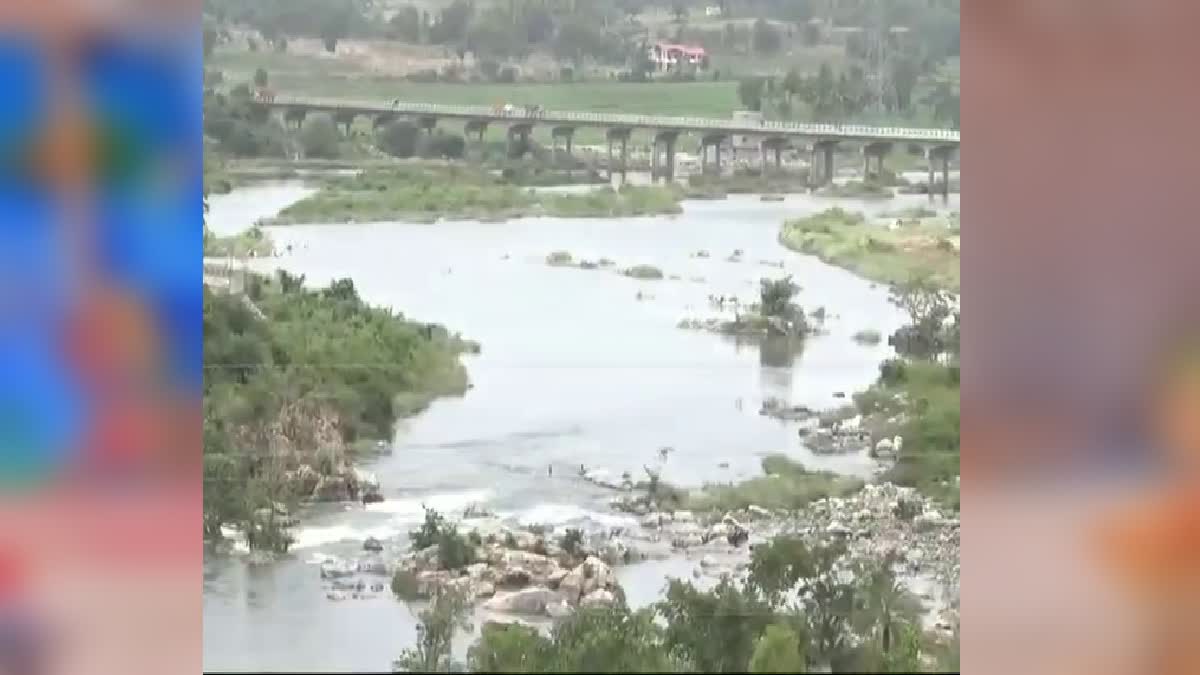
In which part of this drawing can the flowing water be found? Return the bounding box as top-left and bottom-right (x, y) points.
(202, 182), (959, 672)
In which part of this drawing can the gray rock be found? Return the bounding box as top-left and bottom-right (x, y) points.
(363, 537), (384, 552)
(580, 588), (616, 608)
(483, 587), (565, 615)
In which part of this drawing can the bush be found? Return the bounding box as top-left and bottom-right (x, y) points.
(546, 250), (574, 266)
(504, 532), (518, 549)
(852, 329), (882, 345)
(420, 131), (466, 159)
(437, 526), (477, 570)
(497, 66), (517, 83)
(377, 120), (420, 158)
(559, 528), (584, 559)
(392, 568), (422, 600)
(299, 113), (341, 159)
(624, 264), (664, 280)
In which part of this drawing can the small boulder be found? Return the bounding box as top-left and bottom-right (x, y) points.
(483, 587), (565, 616)
(363, 537), (384, 553)
(580, 589), (616, 609)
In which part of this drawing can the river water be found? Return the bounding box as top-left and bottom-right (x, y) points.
(202, 182), (959, 672)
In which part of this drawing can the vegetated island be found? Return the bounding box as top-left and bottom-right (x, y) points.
(262, 165), (684, 225)
(779, 207), (960, 292)
(202, 269), (477, 554)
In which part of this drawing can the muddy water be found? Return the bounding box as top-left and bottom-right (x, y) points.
(202, 182), (958, 672)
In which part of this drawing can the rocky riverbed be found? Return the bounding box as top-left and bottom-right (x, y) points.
(305, 481), (958, 636)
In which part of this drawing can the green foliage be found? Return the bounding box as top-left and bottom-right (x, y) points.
(779, 208), (960, 293)
(748, 624), (807, 673)
(559, 528), (585, 559)
(377, 121), (420, 158)
(299, 113), (341, 159)
(658, 578), (776, 672)
(419, 131), (466, 160)
(409, 507), (476, 570)
(468, 622), (552, 672)
(203, 274), (470, 535)
(269, 168), (684, 225)
(394, 588), (472, 673)
(737, 76), (766, 111)
(253, 67), (269, 88)
(887, 275), (958, 360)
(624, 264), (664, 280)
(686, 455), (862, 513)
(752, 19), (782, 55)
(759, 276), (798, 319)
(391, 568), (421, 601)
(542, 605), (672, 672)
(203, 90), (288, 158)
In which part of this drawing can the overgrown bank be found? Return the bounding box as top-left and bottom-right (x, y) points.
(264, 166), (684, 225)
(779, 208), (960, 292)
(202, 271), (475, 550)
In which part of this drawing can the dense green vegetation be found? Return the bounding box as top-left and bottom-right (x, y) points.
(779, 208), (960, 292)
(856, 276), (960, 509)
(404, 529), (954, 673)
(202, 272), (472, 545)
(686, 454), (863, 513)
(265, 166), (683, 224)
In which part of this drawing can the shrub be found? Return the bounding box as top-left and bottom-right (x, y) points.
(377, 120), (421, 158)
(299, 113), (341, 159)
(852, 329), (882, 345)
(559, 528), (584, 558)
(392, 568), (422, 600)
(546, 250), (574, 266)
(624, 264), (664, 280)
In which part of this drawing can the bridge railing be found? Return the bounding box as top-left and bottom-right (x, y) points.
(273, 96), (960, 144)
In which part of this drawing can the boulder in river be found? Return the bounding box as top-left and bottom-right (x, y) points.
(363, 537), (384, 552)
(483, 587), (566, 616)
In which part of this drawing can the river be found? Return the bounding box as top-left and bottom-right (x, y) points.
(203, 181), (959, 672)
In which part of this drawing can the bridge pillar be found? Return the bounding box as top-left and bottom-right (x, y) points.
(862, 142), (893, 181)
(761, 137), (786, 174)
(700, 134), (728, 176)
(333, 110), (358, 137)
(417, 115), (439, 136)
(809, 140), (837, 187)
(551, 126), (576, 165)
(606, 128), (632, 180)
(465, 119), (488, 143)
(925, 145), (955, 200)
(507, 124), (533, 159)
(652, 131), (680, 183)
(284, 108), (308, 130)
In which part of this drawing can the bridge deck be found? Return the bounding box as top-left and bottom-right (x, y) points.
(272, 96), (960, 146)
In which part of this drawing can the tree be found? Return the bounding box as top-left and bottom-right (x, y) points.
(430, 0), (473, 45)
(299, 113), (340, 159)
(657, 578), (776, 672)
(747, 537), (857, 668)
(759, 276), (798, 319)
(377, 120), (420, 158)
(753, 19), (782, 54)
(890, 55), (921, 112)
(737, 77), (766, 112)
(545, 605), (671, 672)
(468, 622), (551, 672)
(389, 5), (422, 43)
(887, 274), (956, 360)
(420, 132), (466, 160)
(748, 624), (807, 673)
(253, 67), (269, 88)
(393, 588), (472, 672)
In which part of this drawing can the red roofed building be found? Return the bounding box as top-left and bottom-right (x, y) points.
(648, 42), (709, 73)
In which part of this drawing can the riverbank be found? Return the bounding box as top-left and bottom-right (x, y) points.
(262, 166), (683, 225)
(778, 207), (960, 292)
(202, 270), (476, 550)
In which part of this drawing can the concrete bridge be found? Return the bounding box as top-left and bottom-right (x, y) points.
(267, 96), (960, 195)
